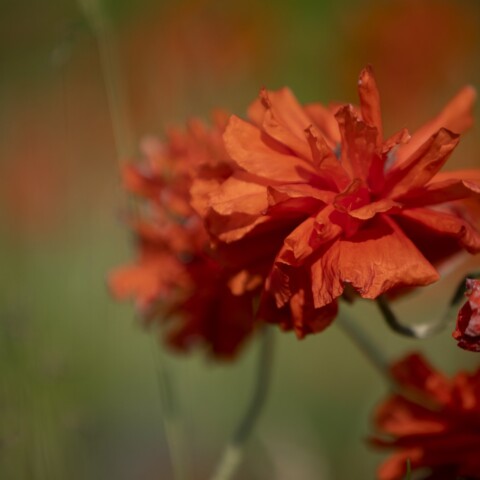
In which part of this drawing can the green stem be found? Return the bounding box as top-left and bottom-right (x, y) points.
(153, 345), (191, 480)
(376, 295), (453, 340)
(336, 310), (392, 384)
(209, 325), (274, 480)
(78, 0), (135, 159)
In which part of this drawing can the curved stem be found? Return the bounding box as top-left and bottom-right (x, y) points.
(336, 310), (391, 384)
(209, 325), (274, 480)
(79, 0), (135, 160)
(376, 295), (451, 340)
(152, 342), (191, 480)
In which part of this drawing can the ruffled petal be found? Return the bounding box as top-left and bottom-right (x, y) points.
(335, 104), (379, 182)
(248, 88), (313, 160)
(224, 115), (318, 183)
(398, 207), (480, 254)
(358, 65), (383, 146)
(384, 128), (460, 199)
(311, 215), (439, 307)
(395, 85), (476, 165)
(400, 178), (480, 207)
(304, 102), (341, 148)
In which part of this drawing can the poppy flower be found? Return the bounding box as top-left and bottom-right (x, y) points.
(109, 116), (261, 359)
(197, 66), (480, 338)
(371, 353), (480, 479)
(453, 278), (480, 352)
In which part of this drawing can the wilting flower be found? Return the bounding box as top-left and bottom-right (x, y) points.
(371, 353), (480, 479)
(109, 115), (262, 359)
(196, 66), (480, 338)
(453, 278), (480, 352)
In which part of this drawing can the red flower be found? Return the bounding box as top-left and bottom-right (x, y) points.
(371, 353), (480, 479)
(109, 116), (261, 359)
(196, 66), (480, 338)
(453, 278), (480, 352)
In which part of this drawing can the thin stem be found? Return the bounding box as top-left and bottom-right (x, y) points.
(376, 295), (453, 340)
(336, 310), (391, 384)
(209, 325), (274, 480)
(79, 0), (135, 160)
(152, 343), (191, 480)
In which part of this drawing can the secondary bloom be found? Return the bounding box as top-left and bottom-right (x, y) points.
(109, 115), (262, 359)
(453, 278), (480, 352)
(371, 353), (480, 479)
(196, 66), (480, 338)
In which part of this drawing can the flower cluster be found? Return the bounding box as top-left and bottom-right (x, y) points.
(198, 66), (480, 338)
(371, 353), (480, 479)
(111, 66), (480, 357)
(109, 113), (263, 359)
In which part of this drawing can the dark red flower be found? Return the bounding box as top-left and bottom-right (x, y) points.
(453, 278), (480, 352)
(196, 66), (480, 338)
(109, 116), (261, 359)
(371, 353), (480, 479)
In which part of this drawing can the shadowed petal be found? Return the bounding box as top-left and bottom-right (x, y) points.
(395, 86), (476, 165)
(399, 208), (480, 253)
(384, 128), (460, 199)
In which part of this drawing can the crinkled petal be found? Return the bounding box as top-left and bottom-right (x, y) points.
(248, 88), (313, 159)
(349, 198), (402, 220)
(311, 216), (439, 308)
(304, 102), (341, 148)
(209, 175), (268, 216)
(384, 128), (460, 199)
(358, 65), (383, 146)
(399, 207), (480, 254)
(224, 115), (318, 183)
(335, 104), (379, 182)
(395, 86), (476, 165)
(400, 178), (480, 207)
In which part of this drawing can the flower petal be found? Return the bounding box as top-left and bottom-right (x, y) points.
(358, 65), (383, 146)
(399, 207), (480, 254)
(224, 115), (317, 183)
(384, 128), (460, 199)
(311, 215), (439, 307)
(395, 85), (476, 165)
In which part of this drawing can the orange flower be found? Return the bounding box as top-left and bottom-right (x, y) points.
(371, 353), (480, 479)
(109, 116), (260, 359)
(453, 278), (480, 352)
(197, 66), (480, 338)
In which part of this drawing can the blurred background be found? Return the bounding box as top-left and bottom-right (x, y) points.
(1, 0), (480, 478)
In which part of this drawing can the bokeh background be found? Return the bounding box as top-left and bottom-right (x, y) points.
(1, 0), (480, 478)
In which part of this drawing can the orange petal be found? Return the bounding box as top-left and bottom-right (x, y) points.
(311, 215), (439, 308)
(335, 105), (379, 182)
(399, 207), (480, 254)
(384, 128), (459, 199)
(358, 65), (383, 146)
(400, 178), (480, 207)
(224, 115), (317, 183)
(348, 198), (402, 220)
(304, 125), (351, 190)
(304, 102), (341, 148)
(395, 85), (476, 165)
(209, 175), (268, 216)
(254, 88), (314, 159)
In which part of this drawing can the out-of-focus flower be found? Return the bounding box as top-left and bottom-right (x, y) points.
(196, 66), (480, 338)
(453, 278), (480, 352)
(109, 115), (262, 359)
(371, 353), (480, 479)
